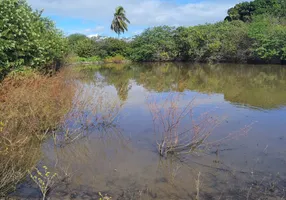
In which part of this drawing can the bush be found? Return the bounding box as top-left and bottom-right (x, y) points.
(94, 38), (131, 58)
(0, 68), (75, 195)
(76, 56), (101, 62)
(130, 26), (177, 62)
(248, 15), (286, 61)
(128, 16), (285, 63)
(73, 39), (97, 58)
(0, 0), (67, 78)
(67, 35), (131, 60)
(104, 54), (128, 63)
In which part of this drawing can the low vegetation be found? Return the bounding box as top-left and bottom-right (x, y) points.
(104, 55), (129, 63)
(29, 166), (58, 200)
(147, 94), (251, 157)
(0, 68), (75, 196)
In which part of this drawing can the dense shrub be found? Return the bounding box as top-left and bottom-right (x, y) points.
(248, 15), (286, 62)
(175, 21), (251, 62)
(73, 39), (97, 58)
(130, 26), (177, 62)
(225, 0), (286, 22)
(104, 54), (128, 63)
(66, 18), (285, 64)
(0, 0), (67, 78)
(67, 34), (130, 59)
(94, 37), (131, 58)
(128, 22), (252, 63)
(128, 16), (285, 63)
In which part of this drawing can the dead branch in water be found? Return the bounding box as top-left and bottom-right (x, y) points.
(147, 93), (252, 157)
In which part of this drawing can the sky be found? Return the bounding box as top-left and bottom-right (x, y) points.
(26, 0), (244, 37)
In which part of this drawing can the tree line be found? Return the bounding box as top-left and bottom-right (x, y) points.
(68, 0), (286, 64)
(1, 0), (286, 79)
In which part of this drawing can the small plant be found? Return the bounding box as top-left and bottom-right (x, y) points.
(98, 192), (112, 200)
(76, 56), (101, 63)
(196, 172), (201, 200)
(0, 121), (4, 132)
(73, 65), (101, 72)
(29, 166), (57, 200)
(104, 55), (128, 63)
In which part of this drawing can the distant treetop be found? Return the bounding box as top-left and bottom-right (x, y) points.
(225, 0), (286, 22)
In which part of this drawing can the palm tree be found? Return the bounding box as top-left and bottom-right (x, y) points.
(111, 6), (130, 38)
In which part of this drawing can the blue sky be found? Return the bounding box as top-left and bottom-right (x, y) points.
(27, 0), (244, 37)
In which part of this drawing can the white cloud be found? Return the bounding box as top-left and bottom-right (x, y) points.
(27, 0), (244, 27)
(84, 28), (92, 32)
(87, 34), (99, 38)
(94, 26), (105, 32)
(66, 26), (105, 36)
(133, 30), (144, 35)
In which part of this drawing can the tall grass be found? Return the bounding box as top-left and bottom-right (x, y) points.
(53, 81), (122, 147)
(104, 55), (129, 63)
(0, 68), (75, 196)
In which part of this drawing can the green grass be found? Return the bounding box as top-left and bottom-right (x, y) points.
(104, 55), (130, 63)
(73, 65), (102, 72)
(76, 56), (102, 63)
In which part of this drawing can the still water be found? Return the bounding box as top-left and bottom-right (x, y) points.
(13, 63), (286, 199)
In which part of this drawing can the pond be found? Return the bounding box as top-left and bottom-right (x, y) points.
(11, 63), (286, 199)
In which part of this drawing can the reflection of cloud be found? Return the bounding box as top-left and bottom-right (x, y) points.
(124, 83), (224, 109)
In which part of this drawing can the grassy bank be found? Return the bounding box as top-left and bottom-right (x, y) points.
(0, 67), (75, 196)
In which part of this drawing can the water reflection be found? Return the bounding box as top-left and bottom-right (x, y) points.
(95, 63), (286, 109)
(8, 63), (286, 199)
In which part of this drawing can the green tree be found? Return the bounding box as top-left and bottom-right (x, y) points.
(67, 34), (88, 46)
(248, 15), (286, 62)
(0, 0), (67, 78)
(130, 26), (177, 61)
(225, 0), (286, 22)
(110, 6), (130, 37)
(95, 37), (130, 57)
(74, 38), (97, 58)
(225, 1), (255, 22)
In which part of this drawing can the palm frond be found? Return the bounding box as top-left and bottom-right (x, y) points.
(110, 6), (130, 36)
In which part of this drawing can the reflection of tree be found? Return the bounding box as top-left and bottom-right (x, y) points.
(116, 82), (130, 101)
(97, 63), (286, 109)
(98, 64), (134, 102)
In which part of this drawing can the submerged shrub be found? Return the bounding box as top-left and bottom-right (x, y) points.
(147, 94), (252, 157)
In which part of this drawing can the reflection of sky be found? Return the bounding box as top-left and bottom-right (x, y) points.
(91, 80), (286, 140)
(78, 74), (286, 155)
(39, 71), (286, 198)
(124, 82), (225, 107)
